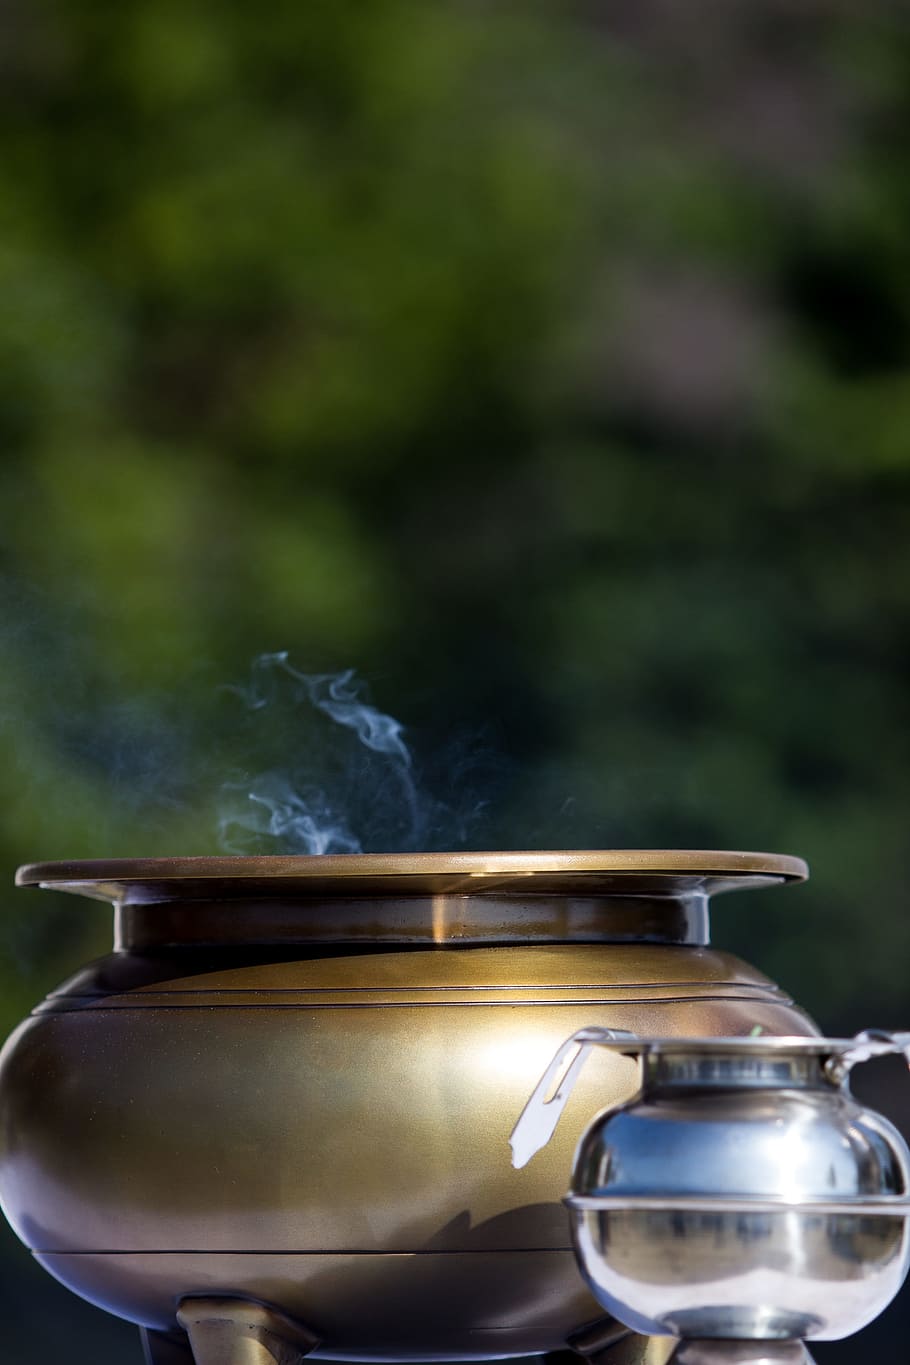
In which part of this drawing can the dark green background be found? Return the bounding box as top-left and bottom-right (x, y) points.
(1, 1), (909, 1360)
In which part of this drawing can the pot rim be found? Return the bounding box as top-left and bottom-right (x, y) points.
(15, 849), (808, 902)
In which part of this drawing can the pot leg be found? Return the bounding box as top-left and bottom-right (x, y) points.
(140, 1327), (195, 1365)
(568, 1319), (677, 1365)
(176, 1297), (320, 1365)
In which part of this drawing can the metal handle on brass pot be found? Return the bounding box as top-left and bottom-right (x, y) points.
(509, 1027), (638, 1169)
(510, 1027), (910, 1169)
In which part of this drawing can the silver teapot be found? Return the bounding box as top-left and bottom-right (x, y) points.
(511, 1029), (910, 1363)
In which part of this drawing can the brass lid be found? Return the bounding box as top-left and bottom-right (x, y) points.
(15, 850), (807, 904)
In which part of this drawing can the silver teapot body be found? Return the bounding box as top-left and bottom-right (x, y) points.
(570, 1048), (910, 1341)
(513, 1031), (910, 1356)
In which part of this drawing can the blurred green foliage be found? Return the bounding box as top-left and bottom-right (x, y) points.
(1, 0), (910, 1359)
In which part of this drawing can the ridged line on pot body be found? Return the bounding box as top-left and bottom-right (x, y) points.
(0, 951), (815, 1253)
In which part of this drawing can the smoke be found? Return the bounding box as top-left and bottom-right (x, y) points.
(0, 587), (513, 860)
(220, 773), (361, 855)
(303, 668), (411, 766)
(218, 654), (431, 854)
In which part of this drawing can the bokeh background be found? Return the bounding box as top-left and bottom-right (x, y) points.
(1, 0), (910, 1360)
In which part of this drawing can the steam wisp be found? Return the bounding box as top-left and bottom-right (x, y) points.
(218, 654), (424, 855)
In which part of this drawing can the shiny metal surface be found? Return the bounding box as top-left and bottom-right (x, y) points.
(38, 1248), (602, 1358)
(15, 849), (810, 901)
(176, 1298), (319, 1365)
(573, 1090), (908, 1204)
(570, 1319), (677, 1365)
(552, 1035), (910, 1344)
(0, 851), (816, 1360)
(571, 1180), (910, 1340)
(671, 1344), (813, 1365)
(110, 893), (712, 948)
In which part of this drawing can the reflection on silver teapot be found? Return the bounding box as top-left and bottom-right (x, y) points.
(512, 1029), (910, 1364)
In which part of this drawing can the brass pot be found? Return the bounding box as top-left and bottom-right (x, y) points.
(0, 851), (815, 1364)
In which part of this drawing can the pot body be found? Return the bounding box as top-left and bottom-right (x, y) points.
(0, 853), (815, 1360)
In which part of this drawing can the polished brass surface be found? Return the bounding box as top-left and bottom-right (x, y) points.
(569, 1320), (677, 1365)
(111, 893), (713, 948)
(15, 848), (809, 902)
(36, 1249), (604, 1356)
(177, 1297), (319, 1365)
(602, 1342), (676, 1365)
(5, 955), (811, 1256)
(595, 1340), (676, 1365)
(0, 851), (816, 1361)
(568, 1316), (677, 1365)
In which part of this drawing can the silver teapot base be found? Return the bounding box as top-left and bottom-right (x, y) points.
(671, 1341), (813, 1365)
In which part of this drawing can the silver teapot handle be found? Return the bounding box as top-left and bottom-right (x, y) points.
(509, 1027), (637, 1169)
(826, 1029), (910, 1083)
(510, 1027), (910, 1168)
